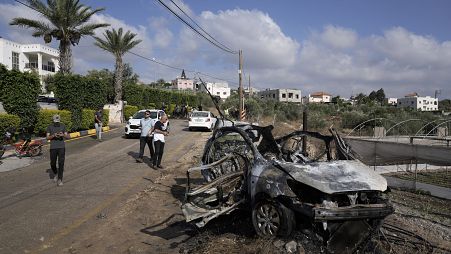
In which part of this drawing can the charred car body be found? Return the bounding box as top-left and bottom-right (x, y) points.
(182, 124), (393, 251)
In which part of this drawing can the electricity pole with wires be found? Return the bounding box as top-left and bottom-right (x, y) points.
(239, 49), (245, 121)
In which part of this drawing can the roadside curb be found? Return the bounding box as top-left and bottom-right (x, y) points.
(4, 126), (111, 151)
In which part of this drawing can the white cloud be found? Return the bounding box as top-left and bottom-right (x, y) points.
(320, 25), (358, 49)
(179, 9), (300, 70)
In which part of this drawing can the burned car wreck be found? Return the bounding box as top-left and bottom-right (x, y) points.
(181, 124), (394, 252)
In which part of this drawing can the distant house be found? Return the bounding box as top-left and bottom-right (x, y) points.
(243, 87), (259, 97)
(0, 37), (59, 91)
(308, 92), (331, 103)
(258, 88), (302, 103)
(397, 93), (438, 111)
(385, 98), (398, 106)
(199, 82), (231, 100)
(171, 70), (194, 90)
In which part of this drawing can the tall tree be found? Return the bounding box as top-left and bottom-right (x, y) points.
(10, 0), (109, 74)
(94, 28), (142, 102)
(375, 88), (386, 103)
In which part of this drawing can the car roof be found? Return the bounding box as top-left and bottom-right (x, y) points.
(192, 111), (211, 114)
(137, 109), (161, 112)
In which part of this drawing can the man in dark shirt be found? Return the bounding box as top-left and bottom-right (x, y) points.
(95, 107), (103, 141)
(46, 114), (68, 186)
(151, 115), (169, 169)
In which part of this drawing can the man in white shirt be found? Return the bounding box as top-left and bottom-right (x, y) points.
(151, 115), (169, 169)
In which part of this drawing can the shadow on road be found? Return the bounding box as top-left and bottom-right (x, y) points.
(127, 151), (153, 166)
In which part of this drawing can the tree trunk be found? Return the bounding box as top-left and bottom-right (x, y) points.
(58, 40), (72, 74)
(114, 56), (123, 103)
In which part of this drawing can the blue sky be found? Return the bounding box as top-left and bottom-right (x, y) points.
(1, 0), (451, 99)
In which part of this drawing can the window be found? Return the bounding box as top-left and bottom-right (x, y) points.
(296, 94), (299, 99)
(217, 92), (220, 95)
(12, 52), (19, 70)
(288, 93), (293, 98)
(282, 93), (286, 98)
(272, 94), (275, 98)
(223, 92), (226, 95)
(434, 101), (437, 105)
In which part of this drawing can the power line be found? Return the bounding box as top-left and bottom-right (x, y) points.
(127, 50), (238, 86)
(168, 0), (235, 53)
(155, 0), (238, 54)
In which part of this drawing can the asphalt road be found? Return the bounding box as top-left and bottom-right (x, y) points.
(0, 119), (204, 254)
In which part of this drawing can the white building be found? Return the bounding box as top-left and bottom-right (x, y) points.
(0, 37), (59, 91)
(308, 91), (331, 103)
(397, 93), (438, 111)
(172, 70), (194, 90)
(243, 87), (260, 97)
(385, 98), (398, 106)
(200, 82), (231, 100)
(258, 88), (302, 103)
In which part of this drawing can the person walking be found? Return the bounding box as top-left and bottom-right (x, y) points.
(136, 110), (155, 163)
(151, 115), (169, 169)
(94, 107), (103, 141)
(46, 114), (68, 186)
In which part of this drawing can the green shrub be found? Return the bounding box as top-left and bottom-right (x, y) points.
(102, 109), (109, 126)
(82, 76), (108, 110)
(35, 109), (72, 135)
(0, 64), (41, 129)
(48, 73), (108, 131)
(123, 83), (145, 107)
(81, 109), (96, 130)
(124, 105), (138, 120)
(0, 114), (20, 137)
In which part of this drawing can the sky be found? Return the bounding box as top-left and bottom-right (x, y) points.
(0, 0), (450, 99)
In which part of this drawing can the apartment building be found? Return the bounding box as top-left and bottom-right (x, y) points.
(199, 82), (231, 99)
(171, 70), (194, 90)
(397, 93), (438, 111)
(258, 88), (302, 103)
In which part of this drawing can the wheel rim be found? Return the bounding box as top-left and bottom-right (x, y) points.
(256, 203), (280, 235)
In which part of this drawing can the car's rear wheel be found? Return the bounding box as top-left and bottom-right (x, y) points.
(252, 199), (295, 237)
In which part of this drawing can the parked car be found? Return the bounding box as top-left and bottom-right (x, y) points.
(182, 124), (393, 253)
(188, 111), (217, 131)
(124, 109), (165, 138)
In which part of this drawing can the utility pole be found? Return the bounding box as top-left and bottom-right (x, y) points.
(239, 49), (244, 120)
(248, 74), (251, 97)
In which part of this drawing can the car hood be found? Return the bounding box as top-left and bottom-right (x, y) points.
(279, 160), (387, 194)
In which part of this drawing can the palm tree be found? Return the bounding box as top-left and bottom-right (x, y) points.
(94, 28), (141, 102)
(10, 0), (109, 74)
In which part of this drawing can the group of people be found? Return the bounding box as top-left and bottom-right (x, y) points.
(45, 108), (169, 186)
(136, 110), (169, 169)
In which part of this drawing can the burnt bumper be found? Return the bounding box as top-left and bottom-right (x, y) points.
(313, 203), (394, 221)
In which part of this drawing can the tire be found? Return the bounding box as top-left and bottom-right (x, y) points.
(125, 134), (130, 139)
(252, 199), (295, 237)
(29, 145), (42, 157)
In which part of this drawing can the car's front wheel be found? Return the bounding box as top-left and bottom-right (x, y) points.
(252, 199), (295, 237)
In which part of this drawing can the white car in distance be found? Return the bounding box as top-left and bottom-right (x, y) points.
(125, 109), (165, 138)
(188, 111), (217, 131)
